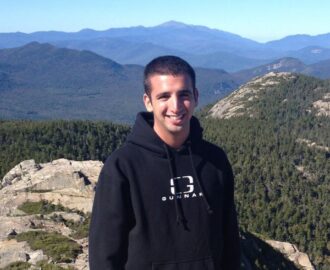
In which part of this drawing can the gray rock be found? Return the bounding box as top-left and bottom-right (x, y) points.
(0, 239), (46, 268)
(0, 159), (102, 269)
(266, 239), (315, 270)
(1, 160), (40, 188)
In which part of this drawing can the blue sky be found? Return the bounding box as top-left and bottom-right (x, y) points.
(1, 0), (329, 42)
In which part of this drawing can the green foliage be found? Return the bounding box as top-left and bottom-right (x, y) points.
(50, 212), (91, 239)
(0, 120), (130, 180)
(18, 200), (66, 215)
(36, 260), (75, 270)
(199, 74), (330, 269)
(9, 231), (82, 263)
(66, 214), (91, 239)
(0, 261), (74, 270)
(18, 200), (91, 238)
(0, 262), (31, 270)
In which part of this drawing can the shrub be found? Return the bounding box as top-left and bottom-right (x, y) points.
(65, 214), (91, 239)
(9, 231), (82, 263)
(17, 200), (66, 215)
(36, 260), (75, 270)
(1, 261), (31, 270)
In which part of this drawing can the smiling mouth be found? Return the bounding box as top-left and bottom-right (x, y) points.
(167, 114), (185, 120)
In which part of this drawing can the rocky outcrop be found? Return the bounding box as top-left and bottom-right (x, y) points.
(0, 158), (102, 216)
(312, 92), (330, 117)
(296, 138), (330, 152)
(266, 240), (315, 270)
(208, 72), (296, 119)
(209, 72), (330, 121)
(0, 158), (103, 269)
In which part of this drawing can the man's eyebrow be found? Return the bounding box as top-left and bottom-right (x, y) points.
(179, 89), (193, 94)
(155, 91), (170, 98)
(155, 89), (193, 98)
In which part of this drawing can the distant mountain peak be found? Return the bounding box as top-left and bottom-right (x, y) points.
(208, 72), (296, 119)
(156, 20), (189, 28)
(265, 57), (305, 70)
(21, 41), (53, 49)
(78, 28), (97, 33)
(2, 42), (121, 66)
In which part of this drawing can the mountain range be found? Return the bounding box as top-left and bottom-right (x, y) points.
(1, 21), (330, 72)
(0, 42), (238, 122)
(1, 42), (330, 122)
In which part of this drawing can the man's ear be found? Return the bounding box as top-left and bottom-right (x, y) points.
(193, 88), (199, 107)
(143, 93), (153, 112)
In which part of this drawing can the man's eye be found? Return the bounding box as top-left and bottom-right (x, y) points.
(180, 93), (191, 98)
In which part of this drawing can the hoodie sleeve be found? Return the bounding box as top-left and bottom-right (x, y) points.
(89, 156), (134, 270)
(221, 156), (241, 270)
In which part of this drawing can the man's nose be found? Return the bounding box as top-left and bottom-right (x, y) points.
(170, 96), (183, 112)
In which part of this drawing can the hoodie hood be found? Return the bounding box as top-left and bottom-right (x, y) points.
(127, 112), (212, 227)
(127, 111), (203, 156)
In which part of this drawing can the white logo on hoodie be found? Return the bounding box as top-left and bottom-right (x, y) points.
(161, 175), (203, 201)
(170, 176), (194, 195)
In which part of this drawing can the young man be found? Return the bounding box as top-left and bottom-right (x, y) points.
(89, 56), (240, 270)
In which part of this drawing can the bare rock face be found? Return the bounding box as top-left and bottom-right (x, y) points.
(1, 159), (41, 188)
(74, 238), (90, 270)
(0, 158), (103, 269)
(313, 92), (330, 117)
(266, 240), (315, 270)
(0, 239), (46, 268)
(0, 158), (103, 216)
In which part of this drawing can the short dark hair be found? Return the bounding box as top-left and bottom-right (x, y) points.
(144, 55), (196, 97)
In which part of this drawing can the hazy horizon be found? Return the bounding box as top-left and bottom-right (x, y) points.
(1, 0), (330, 42)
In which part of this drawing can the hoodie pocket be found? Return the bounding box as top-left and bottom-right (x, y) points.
(152, 256), (215, 270)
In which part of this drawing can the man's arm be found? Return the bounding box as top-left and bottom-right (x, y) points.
(89, 156), (134, 270)
(221, 156), (241, 270)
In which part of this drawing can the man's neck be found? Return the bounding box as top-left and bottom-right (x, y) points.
(153, 127), (189, 149)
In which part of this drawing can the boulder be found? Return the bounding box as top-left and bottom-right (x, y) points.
(0, 158), (103, 216)
(266, 239), (315, 270)
(0, 239), (47, 268)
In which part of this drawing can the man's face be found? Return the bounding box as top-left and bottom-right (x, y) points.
(143, 74), (198, 140)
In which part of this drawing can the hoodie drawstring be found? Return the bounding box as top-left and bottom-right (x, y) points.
(187, 142), (214, 215)
(163, 145), (186, 227)
(163, 142), (213, 229)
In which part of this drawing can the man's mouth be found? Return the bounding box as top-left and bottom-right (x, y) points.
(167, 114), (185, 120)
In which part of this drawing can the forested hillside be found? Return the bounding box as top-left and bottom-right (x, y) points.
(0, 120), (131, 182)
(200, 73), (330, 268)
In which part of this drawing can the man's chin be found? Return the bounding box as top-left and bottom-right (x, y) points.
(167, 124), (188, 134)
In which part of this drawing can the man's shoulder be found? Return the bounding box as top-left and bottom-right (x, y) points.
(199, 139), (228, 159)
(196, 139), (232, 173)
(104, 143), (138, 165)
(100, 143), (139, 179)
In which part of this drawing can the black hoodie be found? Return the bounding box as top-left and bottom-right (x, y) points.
(89, 112), (240, 270)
